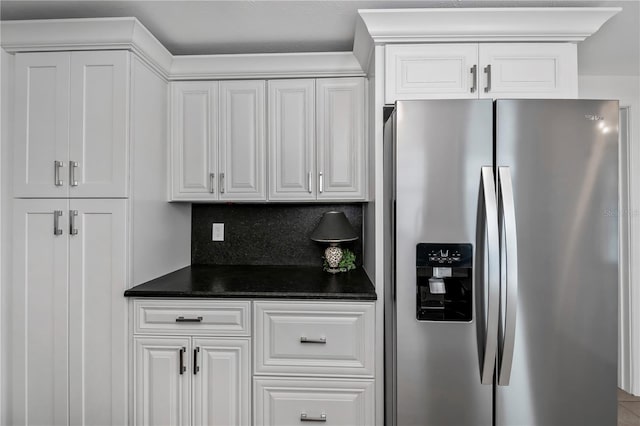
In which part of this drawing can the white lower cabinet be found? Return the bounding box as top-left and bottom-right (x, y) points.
(252, 301), (375, 426)
(133, 300), (251, 426)
(253, 377), (375, 426)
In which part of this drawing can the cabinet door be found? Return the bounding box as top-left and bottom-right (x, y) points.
(13, 52), (70, 198)
(316, 78), (366, 201)
(12, 199), (69, 425)
(193, 338), (250, 426)
(385, 44), (478, 103)
(69, 51), (129, 197)
(171, 81), (219, 200)
(268, 79), (316, 200)
(68, 199), (127, 425)
(478, 43), (578, 99)
(219, 80), (266, 200)
(135, 337), (191, 426)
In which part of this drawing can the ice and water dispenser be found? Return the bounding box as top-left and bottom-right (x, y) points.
(416, 243), (472, 321)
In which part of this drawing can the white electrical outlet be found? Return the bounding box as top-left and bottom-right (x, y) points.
(212, 223), (224, 241)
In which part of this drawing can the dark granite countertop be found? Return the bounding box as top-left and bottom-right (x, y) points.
(124, 265), (377, 301)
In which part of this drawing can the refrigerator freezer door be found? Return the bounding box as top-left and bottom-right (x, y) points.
(393, 100), (494, 426)
(495, 99), (618, 426)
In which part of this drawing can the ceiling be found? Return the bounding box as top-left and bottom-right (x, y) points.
(1, 0), (638, 75)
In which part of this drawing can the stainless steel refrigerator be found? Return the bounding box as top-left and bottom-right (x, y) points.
(383, 99), (619, 426)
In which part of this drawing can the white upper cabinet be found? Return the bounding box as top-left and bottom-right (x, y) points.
(171, 82), (219, 200)
(385, 43), (578, 103)
(268, 79), (316, 201)
(173, 77), (367, 202)
(385, 44), (478, 102)
(13, 51), (129, 198)
(68, 52), (129, 197)
(219, 80), (266, 200)
(477, 43), (578, 99)
(317, 78), (366, 201)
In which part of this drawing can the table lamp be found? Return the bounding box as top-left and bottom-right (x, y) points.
(310, 211), (358, 273)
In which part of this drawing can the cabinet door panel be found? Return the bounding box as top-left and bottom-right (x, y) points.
(316, 78), (366, 200)
(268, 79), (316, 200)
(478, 43), (578, 99)
(14, 52), (70, 197)
(385, 44), (478, 102)
(193, 338), (250, 426)
(68, 199), (127, 425)
(171, 81), (219, 200)
(69, 51), (129, 197)
(135, 337), (191, 426)
(219, 80), (266, 200)
(12, 199), (69, 425)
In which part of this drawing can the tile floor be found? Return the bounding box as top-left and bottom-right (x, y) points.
(619, 388), (640, 426)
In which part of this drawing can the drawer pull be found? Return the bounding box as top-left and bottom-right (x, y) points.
(300, 413), (327, 422)
(300, 336), (326, 344)
(176, 316), (203, 323)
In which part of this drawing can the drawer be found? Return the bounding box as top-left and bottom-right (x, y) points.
(254, 377), (374, 426)
(134, 299), (250, 336)
(253, 301), (374, 377)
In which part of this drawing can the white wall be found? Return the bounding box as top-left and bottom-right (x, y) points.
(580, 75), (640, 395)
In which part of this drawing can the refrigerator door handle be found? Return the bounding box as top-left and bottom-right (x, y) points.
(478, 166), (500, 385)
(497, 166), (518, 386)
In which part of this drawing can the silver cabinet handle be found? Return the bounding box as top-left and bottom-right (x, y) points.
(209, 173), (215, 194)
(484, 64), (492, 93)
(219, 172), (225, 194)
(318, 172), (323, 193)
(470, 65), (477, 93)
(69, 210), (78, 235)
(308, 172), (312, 194)
(477, 166), (500, 385)
(300, 413), (327, 422)
(69, 161), (79, 187)
(176, 316), (203, 323)
(54, 161), (64, 186)
(300, 336), (326, 344)
(179, 347), (186, 375)
(53, 210), (63, 235)
(497, 166), (518, 386)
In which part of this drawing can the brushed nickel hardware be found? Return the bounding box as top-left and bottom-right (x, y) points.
(300, 413), (327, 422)
(209, 173), (215, 194)
(53, 210), (63, 235)
(220, 172), (225, 194)
(484, 64), (492, 93)
(308, 172), (312, 193)
(54, 161), (64, 186)
(470, 65), (477, 93)
(70, 161), (79, 186)
(319, 172), (324, 193)
(69, 210), (78, 235)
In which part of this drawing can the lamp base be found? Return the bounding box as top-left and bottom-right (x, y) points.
(324, 267), (342, 274)
(324, 245), (343, 272)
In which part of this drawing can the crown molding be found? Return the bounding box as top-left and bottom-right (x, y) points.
(0, 17), (173, 77)
(171, 52), (364, 80)
(0, 17), (364, 79)
(354, 7), (621, 72)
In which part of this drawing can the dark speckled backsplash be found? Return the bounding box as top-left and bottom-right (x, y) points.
(192, 204), (363, 267)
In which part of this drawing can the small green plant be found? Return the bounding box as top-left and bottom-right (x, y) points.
(323, 248), (356, 272)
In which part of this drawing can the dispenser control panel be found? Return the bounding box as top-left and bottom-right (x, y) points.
(417, 243), (472, 268)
